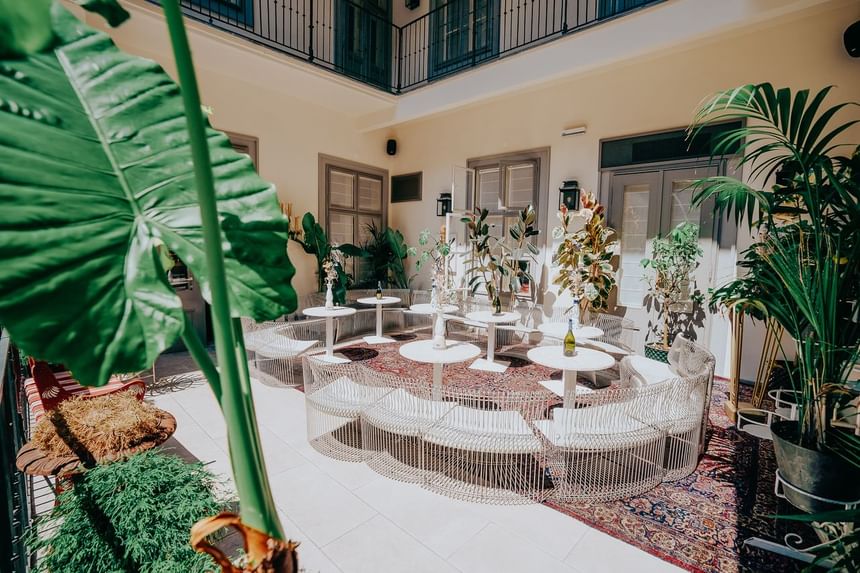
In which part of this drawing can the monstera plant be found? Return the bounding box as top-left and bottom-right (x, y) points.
(0, 1), (297, 569)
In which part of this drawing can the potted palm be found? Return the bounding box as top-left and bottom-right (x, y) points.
(552, 192), (619, 325)
(690, 83), (860, 511)
(640, 222), (703, 362)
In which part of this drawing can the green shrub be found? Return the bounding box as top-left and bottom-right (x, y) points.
(27, 450), (226, 573)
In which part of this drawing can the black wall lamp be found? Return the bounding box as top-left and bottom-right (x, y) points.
(406, 0), (419, 9)
(436, 192), (452, 217)
(559, 180), (581, 211)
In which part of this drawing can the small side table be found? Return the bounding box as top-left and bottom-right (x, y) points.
(537, 323), (603, 341)
(357, 296), (402, 344)
(465, 310), (520, 373)
(409, 303), (458, 315)
(303, 306), (357, 364)
(399, 339), (481, 400)
(527, 346), (615, 407)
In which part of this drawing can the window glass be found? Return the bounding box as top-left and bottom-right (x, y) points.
(618, 183), (651, 307)
(329, 170), (355, 209)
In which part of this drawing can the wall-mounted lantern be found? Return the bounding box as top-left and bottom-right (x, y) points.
(436, 192), (452, 217)
(406, 0), (419, 9)
(559, 180), (581, 211)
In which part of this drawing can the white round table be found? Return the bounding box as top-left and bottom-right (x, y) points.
(303, 306), (357, 363)
(527, 346), (615, 407)
(465, 310), (520, 373)
(409, 303), (458, 315)
(399, 339), (481, 399)
(537, 323), (603, 341)
(357, 296), (401, 345)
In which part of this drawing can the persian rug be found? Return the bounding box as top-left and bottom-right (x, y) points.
(340, 337), (810, 573)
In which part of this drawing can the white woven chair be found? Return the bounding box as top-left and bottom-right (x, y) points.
(302, 357), (393, 461)
(403, 289), (432, 332)
(241, 318), (324, 387)
(536, 381), (672, 502)
(422, 387), (553, 504)
(622, 334), (716, 461)
(361, 373), (455, 483)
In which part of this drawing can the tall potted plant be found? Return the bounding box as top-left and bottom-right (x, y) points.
(640, 222), (703, 362)
(289, 212), (359, 304)
(690, 83), (860, 511)
(552, 192), (619, 325)
(462, 206), (540, 313)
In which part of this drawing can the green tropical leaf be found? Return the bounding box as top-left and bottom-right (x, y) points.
(0, 5), (296, 386)
(0, 0), (53, 56)
(75, 0), (130, 27)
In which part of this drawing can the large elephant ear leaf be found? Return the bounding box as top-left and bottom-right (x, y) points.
(0, 5), (296, 386)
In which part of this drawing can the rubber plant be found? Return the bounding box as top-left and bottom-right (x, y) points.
(552, 192), (619, 320)
(462, 206), (540, 312)
(0, 1), (297, 569)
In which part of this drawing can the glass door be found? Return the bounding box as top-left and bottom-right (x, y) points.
(608, 164), (718, 352)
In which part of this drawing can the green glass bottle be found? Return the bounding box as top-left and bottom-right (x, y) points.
(376, 281), (383, 300)
(563, 318), (576, 357)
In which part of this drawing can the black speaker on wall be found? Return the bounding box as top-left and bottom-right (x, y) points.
(846, 20), (860, 57)
(386, 139), (397, 155)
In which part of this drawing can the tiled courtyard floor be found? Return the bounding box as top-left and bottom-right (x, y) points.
(148, 351), (684, 573)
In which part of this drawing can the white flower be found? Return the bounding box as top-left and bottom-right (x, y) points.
(584, 282), (599, 300)
(551, 226), (565, 240)
(579, 208), (594, 221)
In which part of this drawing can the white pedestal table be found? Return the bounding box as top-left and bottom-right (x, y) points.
(357, 296), (401, 344)
(302, 306), (357, 364)
(526, 346), (615, 407)
(399, 339), (481, 400)
(465, 310), (520, 373)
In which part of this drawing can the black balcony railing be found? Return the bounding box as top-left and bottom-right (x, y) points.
(0, 331), (30, 573)
(157, 0), (664, 92)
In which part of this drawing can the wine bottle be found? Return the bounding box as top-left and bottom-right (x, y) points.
(376, 280), (383, 300)
(563, 318), (576, 357)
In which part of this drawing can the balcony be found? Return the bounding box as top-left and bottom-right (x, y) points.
(163, 0), (665, 92)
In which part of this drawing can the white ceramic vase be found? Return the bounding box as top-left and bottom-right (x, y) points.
(432, 309), (446, 349)
(325, 282), (334, 309)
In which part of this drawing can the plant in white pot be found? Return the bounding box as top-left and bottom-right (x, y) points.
(552, 192), (619, 326)
(640, 222), (703, 363)
(689, 83), (860, 513)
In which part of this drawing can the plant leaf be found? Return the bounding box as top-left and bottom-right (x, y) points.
(0, 5), (296, 386)
(0, 0), (53, 56)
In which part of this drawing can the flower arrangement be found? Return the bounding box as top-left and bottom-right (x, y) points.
(552, 192), (619, 319)
(417, 227), (455, 305)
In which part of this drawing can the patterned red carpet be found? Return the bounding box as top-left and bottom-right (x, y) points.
(340, 338), (808, 573)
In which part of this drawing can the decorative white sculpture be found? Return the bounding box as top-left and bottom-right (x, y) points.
(432, 308), (447, 350)
(324, 281), (334, 309)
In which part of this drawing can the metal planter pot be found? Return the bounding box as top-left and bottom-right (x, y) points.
(644, 342), (669, 363)
(771, 420), (860, 513)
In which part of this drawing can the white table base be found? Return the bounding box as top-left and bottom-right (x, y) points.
(538, 372), (596, 406)
(324, 316), (350, 363)
(432, 363), (443, 400)
(469, 322), (509, 372)
(363, 335), (395, 345)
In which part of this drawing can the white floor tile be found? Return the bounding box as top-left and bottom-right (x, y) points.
(269, 464), (376, 546)
(448, 523), (578, 573)
(293, 440), (381, 491)
(324, 514), (458, 573)
(353, 478), (489, 558)
(564, 528), (686, 573)
(277, 512), (343, 573)
(471, 502), (590, 559)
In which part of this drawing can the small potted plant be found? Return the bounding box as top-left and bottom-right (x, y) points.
(640, 222), (703, 362)
(552, 192), (619, 326)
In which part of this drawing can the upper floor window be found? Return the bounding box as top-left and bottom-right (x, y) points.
(186, 0), (254, 27)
